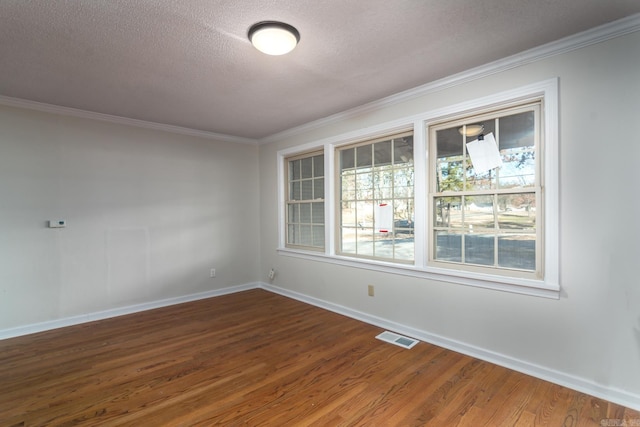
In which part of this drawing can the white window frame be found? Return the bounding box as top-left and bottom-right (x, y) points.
(427, 101), (542, 279)
(277, 78), (559, 298)
(335, 130), (416, 263)
(284, 150), (325, 251)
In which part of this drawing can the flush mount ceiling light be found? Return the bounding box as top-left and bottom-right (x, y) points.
(458, 124), (484, 137)
(248, 21), (300, 55)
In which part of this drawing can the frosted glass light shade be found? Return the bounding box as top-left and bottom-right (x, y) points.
(249, 22), (300, 56)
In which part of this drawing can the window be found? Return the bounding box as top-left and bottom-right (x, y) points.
(285, 152), (324, 250)
(337, 131), (414, 262)
(278, 79), (558, 297)
(428, 102), (542, 278)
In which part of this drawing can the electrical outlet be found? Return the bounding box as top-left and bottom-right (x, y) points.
(368, 285), (375, 297)
(268, 268), (275, 280)
(210, 268), (216, 278)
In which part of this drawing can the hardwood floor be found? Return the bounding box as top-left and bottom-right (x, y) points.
(1, 289), (638, 426)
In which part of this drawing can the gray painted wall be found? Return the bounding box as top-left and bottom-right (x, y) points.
(0, 106), (260, 328)
(259, 31), (640, 398)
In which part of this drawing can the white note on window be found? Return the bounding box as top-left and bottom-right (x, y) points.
(375, 204), (393, 233)
(466, 132), (503, 174)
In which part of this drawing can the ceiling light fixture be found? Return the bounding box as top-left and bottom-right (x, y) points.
(458, 124), (484, 137)
(248, 21), (300, 56)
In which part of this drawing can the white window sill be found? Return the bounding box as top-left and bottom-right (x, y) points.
(277, 247), (560, 299)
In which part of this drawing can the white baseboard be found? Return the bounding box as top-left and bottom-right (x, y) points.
(2, 280), (638, 411)
(0, 282), (260, 340)
(259, 282), (640, 412)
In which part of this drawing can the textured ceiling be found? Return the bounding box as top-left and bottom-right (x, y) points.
(1, 1), (639, 140)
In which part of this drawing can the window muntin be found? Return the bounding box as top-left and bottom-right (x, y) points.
(337, 131), (414, 263)
(286, 152), (324, 250)
(429, 103), (541, 278)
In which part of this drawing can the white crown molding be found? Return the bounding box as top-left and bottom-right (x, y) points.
(0, 95), (259, 145)
(260, 13), (640, 144)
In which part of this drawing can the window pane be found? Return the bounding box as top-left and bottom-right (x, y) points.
(312, 225), (325, 247)
(341, 227), (356, 254)
(434, 196), (462, 228)
(290, 181), (300, 200)
(299, 203), (311, 223)
(374, 168), (393, 199)
(300, 225), (312, 246)
(499, 111), (534, 150)
(374, 233), (393, 259)
(499, 111), (535, 188)
(356, 201), (373, 229)
(498, 235), (535, 270)
(497, 194), (536, 230)
(374, 140), (392, 166)
(312, 202), (324, 224)
(287, 224), (297, 244)
(435, 231), (462, 262)
(301, 157), (313, 179)
(356, 145), (373, 168)
(313, 177), (324, 199)
(301, 180), (313, 200)
(394, 198), (413, 226)
(465, 234), (495, 266)
(436, 126), (471, 193)
(288, 203), (299, 223)
(356, 228), (374, 256)
(394, 167), (413, 198)
(464, 195), (495, 229)
(499, 148), (535, 188)
(313, 155), (324, 177)
(356, 173), (373, 200)
(394, 136), (413, 164)
(341, 201), (356, 227)
(394, 243), (414, 261)
(341, 148), (355, 170)
(291, 159), (301, 180)
(341, 172), (355, 200)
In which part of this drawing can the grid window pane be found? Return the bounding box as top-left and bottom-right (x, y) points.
(301, 157), (313, 179)
(312, 226), (325, 247)
(497, 194), (536, 230)
(341, 228), (356, 254)
(299, 203), (312, 223)
(288, 204), (299, 223)
(498, 235), (536, 270)
(338, 132), (414, 262)
(356, 228), (374, 256)
(356, 145), (373, 168)
(429, 103), (540, 275)
(374, 140), (392, 166)
(314, 177), (324, 199)
(312, 202), (324, 224)
(300, 225), (312, 246)
(301, 180), (313, 200)
(435, 231), (462, 262)
(287, 224), (297, 244)
(465, 234), (495, 266)
(464, 195), (495, 229)
(286, 152), (324, 249)
(341, 148), (355, 170)
(434, 196), (462, 228)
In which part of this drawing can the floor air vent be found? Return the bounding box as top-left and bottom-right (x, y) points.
(375, 331), (419, 349)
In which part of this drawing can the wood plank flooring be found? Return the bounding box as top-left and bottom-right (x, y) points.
(1, 289), (638, 426)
